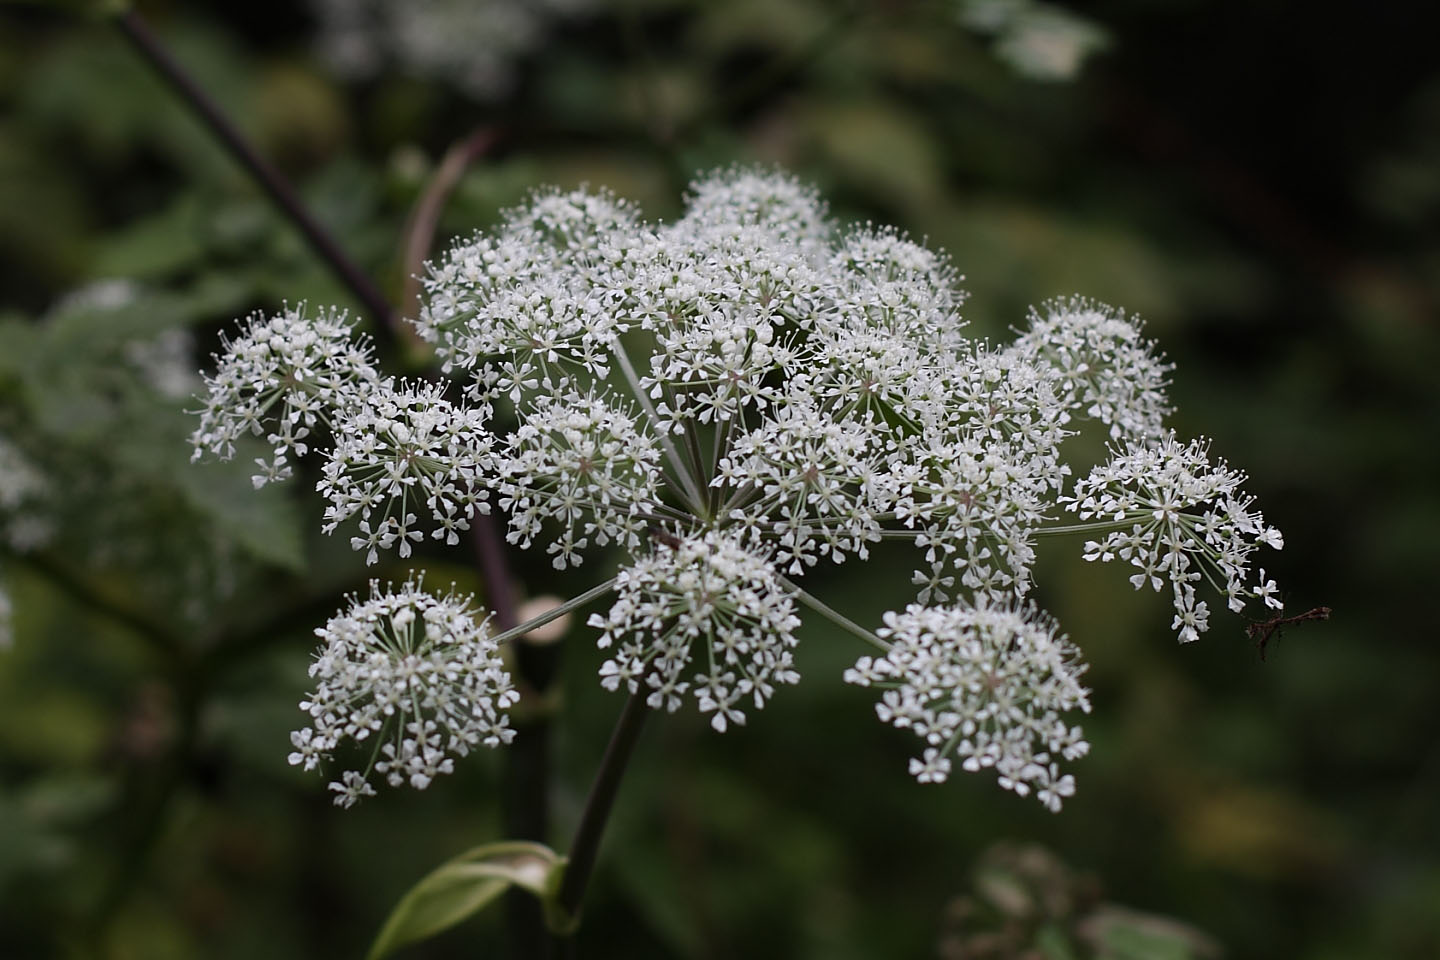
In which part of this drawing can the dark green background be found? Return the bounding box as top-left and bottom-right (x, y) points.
(1, 1), (1436, 957)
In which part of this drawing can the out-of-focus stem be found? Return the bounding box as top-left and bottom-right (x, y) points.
(115, 9), (398, 343)
(399, 127), (501, 357)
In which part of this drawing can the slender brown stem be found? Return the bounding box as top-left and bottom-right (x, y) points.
(556, 689), (652, 928)
(472, 514), (519, 633)
(400, 127), (501, 345)
(115, 8), (524, 644)
(115, 9), (398, 342)
(20, 552), (181, 659)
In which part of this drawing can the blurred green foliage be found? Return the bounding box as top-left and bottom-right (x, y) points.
(1, 0), (1437, 958)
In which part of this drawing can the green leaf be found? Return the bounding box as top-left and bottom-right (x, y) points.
(1035, 922), (1080, 960)
(1099, 921), (1202, 960)
(175, 460), (306, 572)
(0, 315), (37, 382)
(94, 195), (211, 278)
(367, 841), (565, 960)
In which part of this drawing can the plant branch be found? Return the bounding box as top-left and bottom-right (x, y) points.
(782, 577), (888, 651)
(19, 552), (182, 660)
(611, 344), (708, 516)
(1034, 518), (1145, 538)
(115, 9), (398, 343)
(400, 127), (501, 353)
(555, 688), (652, 928)
(489, 578), (618, 647)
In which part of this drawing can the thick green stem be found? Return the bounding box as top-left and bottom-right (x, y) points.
(555, 688), (652, 931)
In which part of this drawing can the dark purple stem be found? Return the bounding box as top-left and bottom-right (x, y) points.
(115, 9), (398, 341)
(556, 689), (651, 929)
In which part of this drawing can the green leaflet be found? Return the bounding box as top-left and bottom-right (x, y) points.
(174, 459), (306, 572)
(367, 841), (567, 960)
(0, 296), (308, 574)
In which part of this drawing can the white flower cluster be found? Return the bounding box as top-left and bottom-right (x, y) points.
(319, 381), (493, 564)
(312, 0), (592, 101)
(192, 166), (1288, 809)
(190, 304), (378, 487)
(1066, 434), (1284, 642)
(0, 433), (53, 554)
(845, 599), (1090, 811)
(288, 579), (517, 807)
(1010, 296), (1170, 440)
(498, 389), (661, 568)
(587, 530), (801, 732)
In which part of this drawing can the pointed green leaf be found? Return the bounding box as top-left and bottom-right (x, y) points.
(174, 459), (306, 572)
(367, 841), (565, 960)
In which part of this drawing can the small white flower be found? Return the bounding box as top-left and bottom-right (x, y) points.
(1065, 433), (1285, 640)
(1009, 296), (1171, 441)
(587, 530), (802, 730)
(289, 578), (518, 806)
(846, 598), (1091, 810)
(1255, 569), (1282, 610)
(678, 166), (833, 259)
(190, 304), (378, 486)
(319, 380), (493, 564)
(497, 387), (662, 569)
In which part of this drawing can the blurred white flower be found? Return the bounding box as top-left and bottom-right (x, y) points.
(312, 0), (593, 100)
(0, 433), (53, 553)
(125, 328), (201, 401)
(956, 0), (1109, 82)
